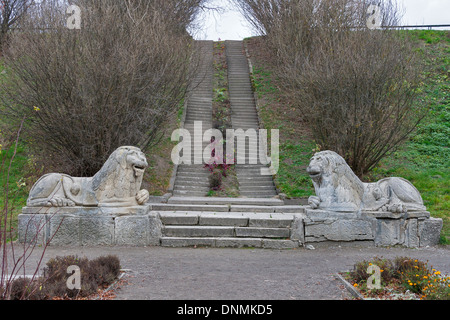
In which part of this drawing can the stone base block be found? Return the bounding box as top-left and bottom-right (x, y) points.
(18, 205), (162, 247)
(303, 209), (443, 248)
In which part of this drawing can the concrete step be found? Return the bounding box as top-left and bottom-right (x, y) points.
(160, 237), (300, 249)
(158, 211), (298, 227)
(172, 190), (208, 197)
(173, 185), (210, 191)
(163, 225), (290, 239)
(152, 203), (231, 212)
(166, 197), (284, 206)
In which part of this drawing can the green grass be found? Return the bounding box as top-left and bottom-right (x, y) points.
(0, 141), (30, 241)
(247, 30), (449, 243)
(369, 31), (450, 243)
(250, 62), (317, 198)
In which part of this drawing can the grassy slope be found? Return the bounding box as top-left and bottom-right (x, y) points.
(246, 30), (449, 243)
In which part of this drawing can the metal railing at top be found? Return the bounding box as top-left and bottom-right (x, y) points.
(382, 24), (450, 30)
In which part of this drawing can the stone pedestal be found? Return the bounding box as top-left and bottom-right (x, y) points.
(295, 209), (443, 248)
(18, 204), (162, 247)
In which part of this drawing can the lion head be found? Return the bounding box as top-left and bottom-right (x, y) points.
(307, 151), (365, 212)
(92, 146), (148, 202)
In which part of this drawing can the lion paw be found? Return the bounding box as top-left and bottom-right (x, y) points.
(308, 196), (321, 209)
(47, 197), (75, 207)
(136, 189), (150, 205)
(381, 203), (407, 213)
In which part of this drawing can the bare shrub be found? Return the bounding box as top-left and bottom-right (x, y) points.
(0, 0), (31, 51)
(1, 0), (200, 177)
(235, 0), (425, 175)
(43, 254), (121, 299)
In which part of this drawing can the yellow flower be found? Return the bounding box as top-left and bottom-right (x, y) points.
(33, 106), (40, 112)
(434, 271), (441, 275)
(353, 283), (358, 287)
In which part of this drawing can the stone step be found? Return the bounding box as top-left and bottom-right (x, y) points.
(239, 186), (276, 191)
(174, 174), (209, 180)
(172, 190), (208, 197)
(158, 211), (297, 227)
(152, 203), (231, 212)
(240, 192), (277, 198)
(175, 169), (210, 175)
(166, 196), (284, 206)
(173, 185), (210, 191)
(160, 237), (300, 249)
(237, 178), (275, 184)
(163, 225), (291, 239)
(175, 177), (210, 183)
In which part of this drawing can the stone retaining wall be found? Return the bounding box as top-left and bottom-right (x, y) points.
(18, 205), (443, 248)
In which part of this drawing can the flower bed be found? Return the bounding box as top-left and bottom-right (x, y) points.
(342, 256), (450, 300)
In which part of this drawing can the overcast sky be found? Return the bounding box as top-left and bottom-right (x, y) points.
(193, 0), (450, 41)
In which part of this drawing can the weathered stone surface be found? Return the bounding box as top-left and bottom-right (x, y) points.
(404, 219), (420, 248)
(80, 216), (115, 246)
(148, 213), (163, 246)
(160, 237), (215, 247)
(235, 227), (290, 239)
(164, 226), (235, 238)
(48, 215), (81, 246)
(27, 146), (150, 208)
(115, 216), (150, 246)
(305, 218), (374, 243)
(273, 206), (307, 213)
(290, 215), (305, 244)
(262, 239), (299, 249)
(215, 238), (262, 248)
(199, 214), (249, 227)
(419, 218), (443, 247)
(159, 212), (199, 225)
(248, 214), (294, 228)
(374, 219), (405, 247)
(18, 214), (48, 245)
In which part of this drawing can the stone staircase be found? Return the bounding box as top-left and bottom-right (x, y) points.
(172, 40), (213, 197)
(165, 41), (286, 248)
(225, 40), (278, 198)
(153, 197), (305, 249)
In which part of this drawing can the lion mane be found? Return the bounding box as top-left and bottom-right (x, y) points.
(307, 151), (365, 212)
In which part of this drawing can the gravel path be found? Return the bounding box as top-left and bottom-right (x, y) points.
(6, 243), (449, 300)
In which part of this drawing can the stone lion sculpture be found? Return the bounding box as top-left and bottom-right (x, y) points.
(306, 151), (426, 213)
(27, 146), (150, 207)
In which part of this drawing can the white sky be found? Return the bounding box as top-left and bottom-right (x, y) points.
(193, 0), (450, 41)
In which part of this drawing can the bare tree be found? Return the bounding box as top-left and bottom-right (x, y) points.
(1, 0), (201, 176)
(235, 0), (425, 176)
(0, 0), (31, 51)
